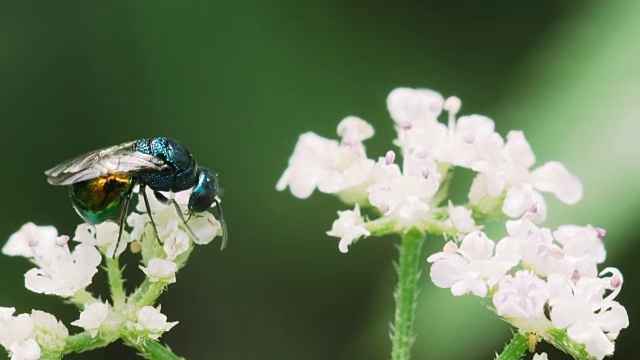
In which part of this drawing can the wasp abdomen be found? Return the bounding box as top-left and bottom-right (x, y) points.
(69, 175), (134, 224)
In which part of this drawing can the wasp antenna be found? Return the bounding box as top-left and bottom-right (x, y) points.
(214, 198), (228, 251)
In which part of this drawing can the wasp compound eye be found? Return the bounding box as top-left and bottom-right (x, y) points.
(188, 167), (218, 213)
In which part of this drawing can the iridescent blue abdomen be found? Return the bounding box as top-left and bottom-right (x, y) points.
(131, 137), (198, 192)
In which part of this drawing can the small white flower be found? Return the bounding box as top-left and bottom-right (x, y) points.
(134, 306), (178, 340)
(367, 153), (440, 229)
(493, 270), (549, 319)
(326, 205), (370, 253)
(71, 302), (109, 337)
(532, 353), (548, 360)
(443, 202), (479, 234)
(2, 223), (58, 258)
(276, 120), (375, 202)
(548, 274), (629, 360)
(29, 311), (68, 353)
(4, 223), (102, 297)
(496, 218), (565, 276)
(127, 211), (151, 242)
(387, 87), (444, 127)
(0, 313), (34, 351)
(152, 211), (190, 260)
(8, 339), (40, 360)
(389, 88), (448, 164)
(469, 131), (582, 223)
(186, 212), (222, 246)
(427, 231), (517, 297)
(337, 116), (374, 145)
(24, 242), (101, 297)
(446, 114), (504, 169)
(276, 132), (340, 199)
(75, 222), (129, 258)
(141, 259), (178, 283)
(553, 224), (605, 279)
(0, 309), (67, 360)
(389, 89), (504, 170)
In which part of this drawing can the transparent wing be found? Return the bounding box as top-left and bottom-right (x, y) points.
(45, 141), (169, 185)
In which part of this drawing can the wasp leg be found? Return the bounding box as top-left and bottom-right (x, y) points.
(152, 191), (199, 241)
(112, 190), (132, 258)
(152, 191), (172, 205)
(214, 198), (228, 251)
(169, 199), (201, 242)
(141, 184), (163, 245)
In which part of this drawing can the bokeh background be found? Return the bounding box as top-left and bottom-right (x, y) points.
(0, 1), (638, 359)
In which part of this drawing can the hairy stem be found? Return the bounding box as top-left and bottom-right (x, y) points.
(72, 289), (97, 308)
(495, 332), (528, 360)
(541, 329), (594, 359)
(390, 229), (425, 360)
(123, 338), (185, 360)
(63, 331), (117, 354)
(136, 281), (166, 307)
(106, 257), (126, 307)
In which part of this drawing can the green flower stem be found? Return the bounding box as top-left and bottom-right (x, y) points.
(106, 257), (126, 307)
(130, 278), (150, 303)
(541, 329), (594, 360)
(135, 280), (166, 307)
(432, 164), (453, 207)
(63, 331), (117, 354)
(123, 338), (185, 360)
(365, 217), (397, 236)
(390, 229), (425, 360)
(495, 332), (528, 360)
(72, 289), (97, 307)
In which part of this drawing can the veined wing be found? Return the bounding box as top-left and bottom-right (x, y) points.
(45, 141), (169, 185)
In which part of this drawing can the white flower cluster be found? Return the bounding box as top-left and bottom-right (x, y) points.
(278, 88), (582, 251)
(0, 308), (68, 360)
(277, 87), (628, 358)
(428, 220), (628, 359)
(1, 187), (222, 358)
(3, 223), (101, 297)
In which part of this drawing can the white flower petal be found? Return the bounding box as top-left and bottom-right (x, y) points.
(3, 223), (57, 258)
(493, 271), (549, 319)
(141, 259), (178, 283)
(8, 339), (40, 360)
(503, 131), (535, 168)
(188, 213), (221, 246)
(532, 353), (548, 360)
(531, 161), (583, 205)
(30, 310), (68, 352)
(428, 232), (515, 297)
(135, 306), (178, 339)
(387, 87), (444, 126)
(71, 302), (109, 338)
(326, 205), (370, 253)
(337, 116), (374, 143)
(161, 227), (190, 260)
(0, 314), (34, 349)
(567, 322), (613, 360)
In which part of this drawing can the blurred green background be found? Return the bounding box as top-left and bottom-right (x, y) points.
(0, 1), (638, 359)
